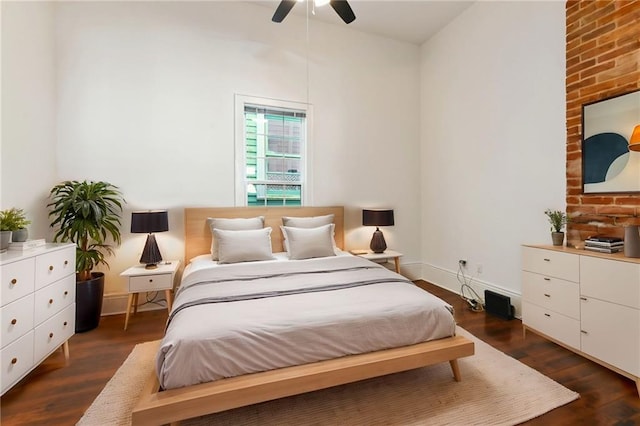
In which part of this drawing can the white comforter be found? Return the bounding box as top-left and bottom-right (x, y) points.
(156, 254), (456, 390)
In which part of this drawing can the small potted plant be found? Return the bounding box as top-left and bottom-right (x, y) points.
(545, 209), (567, 246)
(48, 180), (125, 332)
(0, 207), (31, 242)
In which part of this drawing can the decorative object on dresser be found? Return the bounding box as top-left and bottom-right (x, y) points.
(48, 180), (125, 332)
(544, 209), (567, 246)
(623, 226), (640, 258)
(0, 243), (76, 395)
(120, 260), (179, 330)
(522, 245), (640, 396)
(362, 209), (394, 253)
(130, 210), (169, 269)
(0, 207), (31, 243)
(584, 235), (624, 254)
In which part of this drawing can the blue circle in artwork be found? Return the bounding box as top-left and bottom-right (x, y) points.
(583, 132), (629, 184)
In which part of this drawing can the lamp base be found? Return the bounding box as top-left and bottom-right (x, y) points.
(370, 228), (387, 254)
(140, 234), (163, 267)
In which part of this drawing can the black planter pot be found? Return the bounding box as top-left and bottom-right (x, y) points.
(75, 272), (104, 333)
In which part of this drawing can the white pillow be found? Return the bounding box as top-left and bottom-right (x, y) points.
(282, 214), (334, 228)
(281, 224), (336, 260)
(281, 214), (336, 252)
(213, 227), (275, 264)
(207, 216), (265, 260)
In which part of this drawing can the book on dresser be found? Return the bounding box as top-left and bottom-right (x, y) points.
(584, 235), (623, 253)
(7, 239), (46, 252)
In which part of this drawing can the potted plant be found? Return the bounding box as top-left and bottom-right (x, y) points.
(48, 180), (125, 332)
(0, 207), (31, 242)
(544, 209), (567, 246)
(0, 211), (13, 251)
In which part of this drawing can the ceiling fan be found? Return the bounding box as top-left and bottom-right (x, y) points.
(272, 0), (356, 24)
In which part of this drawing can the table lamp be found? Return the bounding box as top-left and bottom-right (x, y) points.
(362, 209), (394, 253)
(131, 210), (169, 269)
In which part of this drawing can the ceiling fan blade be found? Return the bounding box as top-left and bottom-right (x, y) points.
(272, 0), (297, 23)
(330, 0), (356, 24)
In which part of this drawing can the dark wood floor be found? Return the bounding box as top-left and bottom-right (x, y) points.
(1, 281), (639, 425)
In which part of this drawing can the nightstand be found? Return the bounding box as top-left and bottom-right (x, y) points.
(120, 260), (180, 330)
(357, 250), (402, 274)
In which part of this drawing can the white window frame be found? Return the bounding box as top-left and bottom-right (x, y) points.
(234, 94), (314, 206)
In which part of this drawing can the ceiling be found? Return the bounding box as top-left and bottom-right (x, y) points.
(252, 1), (475, 45)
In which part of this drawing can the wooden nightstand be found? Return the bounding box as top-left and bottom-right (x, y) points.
(357, 250), (402, 274)
(120, 260), (180, 330)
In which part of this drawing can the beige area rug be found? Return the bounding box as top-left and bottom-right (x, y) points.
(77, 327), (578, 426)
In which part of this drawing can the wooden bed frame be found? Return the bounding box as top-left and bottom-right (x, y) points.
(132, 206), (474, 425)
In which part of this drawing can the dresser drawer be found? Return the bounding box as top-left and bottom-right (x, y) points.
(34, 275), (75, 326)
(0, 294), (35, 348)
(580, 255), (640, 309)
(522, 271), (579, 319)
(522, 247), (579, 282)
(34, 304), (74, 364)
(1, 258), (35, 307)
(35, 246), (75, 290)
(523, 301), (580, 350)
(129, 273), (173, 292)
(1, 330), (34, 395)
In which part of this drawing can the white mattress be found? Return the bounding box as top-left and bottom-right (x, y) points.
(156, 254), (456, 390)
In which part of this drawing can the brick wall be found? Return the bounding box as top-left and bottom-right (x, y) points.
(565, 0), (640, 247)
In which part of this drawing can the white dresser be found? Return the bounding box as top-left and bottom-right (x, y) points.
(0, 243), (76, 395)
(522, 245), (640, 396)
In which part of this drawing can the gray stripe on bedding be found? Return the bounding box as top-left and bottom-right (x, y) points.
(167, 277), (412, 327)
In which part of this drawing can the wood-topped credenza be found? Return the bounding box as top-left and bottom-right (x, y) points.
(522, 244), (639, 396)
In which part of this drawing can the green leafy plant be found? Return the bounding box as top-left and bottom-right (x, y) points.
(0, 208), (31, 231)
(48, 180), (125, 281)
(544, 209), (567, 233)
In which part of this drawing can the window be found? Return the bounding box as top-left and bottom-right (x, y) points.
(235, 95), (313, 206)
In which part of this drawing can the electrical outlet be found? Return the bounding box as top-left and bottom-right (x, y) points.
(458, 259), (467, 267)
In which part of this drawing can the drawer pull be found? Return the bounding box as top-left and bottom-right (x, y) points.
(544, 293), (551, 297)
(149, 279), (153, 283)
(543, 258), (550, 262)
(49, 332), (54, 339)
(544, 313), (551, 317)
(580, 297), (587, 301)
(10, 278), (17, 285)
(11, 358), (17, 365)
(49, 299), (54, 305)
(543, 277), (551, 281)
(581, 330), (588, 334)
(64, 321), (68, 326)
(64, 260), (69, 266)
(10, 318), (17, 325)
(49, 265), (54, 271)
(64, 291), (68, 296)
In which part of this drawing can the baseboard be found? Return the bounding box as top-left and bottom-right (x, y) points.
(420, 263), (522, 319)
(102, 292), (168, 316)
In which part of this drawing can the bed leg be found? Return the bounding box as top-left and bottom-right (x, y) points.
(449, 359), (462, 382)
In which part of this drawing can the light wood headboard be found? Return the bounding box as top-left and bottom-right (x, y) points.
(184, 206), (344, 263)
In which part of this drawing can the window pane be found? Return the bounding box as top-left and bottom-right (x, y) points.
(241, 99), (307, 207)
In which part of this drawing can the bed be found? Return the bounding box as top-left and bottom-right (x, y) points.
(132, 206), (474, 425)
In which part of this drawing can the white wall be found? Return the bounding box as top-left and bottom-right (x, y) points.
(419, 1), (566, 314)
(1, 1), (57, 240)
(53, 2), (422, 296)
